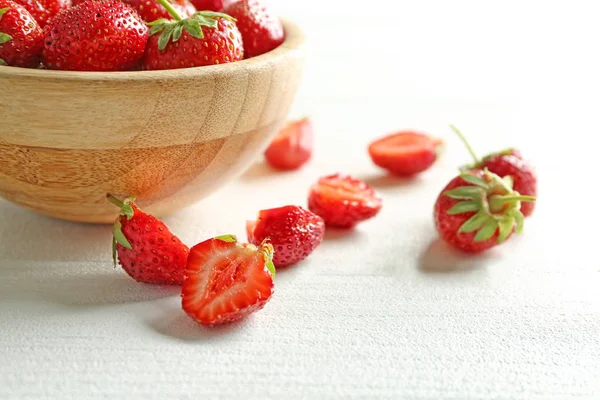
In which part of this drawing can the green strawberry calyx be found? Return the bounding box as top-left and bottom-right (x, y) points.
(0, 7), (13, 47)
(106, 194), (136, 267)
(215, 234), (276, 279)
(259, 239), (276, 279)
(444, 169), (536, 244)
(449, 124), (520, 172)
(150, 0), (235, 51)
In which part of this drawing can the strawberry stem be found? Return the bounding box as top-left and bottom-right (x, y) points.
(449, 124), (480, 165)
(489, 194), (536, 214)
(155, 0), (183, 21)
(106, 193), (125, 208)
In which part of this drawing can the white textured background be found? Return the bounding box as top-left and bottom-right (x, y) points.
(2, 0), (600, 399)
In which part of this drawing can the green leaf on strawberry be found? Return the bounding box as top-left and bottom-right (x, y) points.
(214, 234), (237, 243)
(0, 33), (11, 44)
(149, 0), (235, 51)
(0, 58), (6, 66)
(444, 169), (535, 244)
(106, 194), (136, 266)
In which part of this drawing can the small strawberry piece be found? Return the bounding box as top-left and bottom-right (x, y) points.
(189, 0), (235, 11)
(222, 0), (283, 58)
(264, 117), (313, 171)
(308, 173), (383, 229)
(182, 234), (275, 326)
(13, 0), (70, 28)
(108, 194), (190, 285)
(368, 130), (444, 176)
(0, 0), (43, 67)
(140, 2), (243, 70)
(451, 124), (538, 217)
(246, 205), (324, 268)
(434, 169), (536, 253)
(41, 0), (148, 71)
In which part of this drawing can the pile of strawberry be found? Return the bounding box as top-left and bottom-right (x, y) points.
(107, 119), (537, 327)
(0, 0), (283, 70)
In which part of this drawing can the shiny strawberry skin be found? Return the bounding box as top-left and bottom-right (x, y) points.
(181, 236), (274, 326)
(189, 0), (235, 11)
(140, 16), (243, 70)
(116, 203), (190, 285)
(222, 0), (283, 58)
(41, 0), (149, 71)
(247, 205), (324, 268)
(264, 118), (313, 171)
(13, 0), (70, 28)
(0, 0), (43, 67)
(123, 0), (195, 23)
(434, 170), (507, 253)
(368, 131), (443, 176)
(480, 154), (537, 217)
(308, 173), (383, 229)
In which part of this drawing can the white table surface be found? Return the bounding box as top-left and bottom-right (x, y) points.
(2, 1), (600, 399)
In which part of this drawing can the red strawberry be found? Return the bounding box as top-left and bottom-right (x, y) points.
(368, 130), (444, 176)
(0, 0), (43, 67)
(450, 124), (538, 217)
(222, 0), (283, 58)
(140, 2), (243, 70)
(181, 234), (275, 326)
(107, 194), (190, 285)
(41, 0), (148, 71)
(264, 117), (313, 171)
(122, 0), (196, 23)
(189, 0), (236, 11)
(246, 205), (324, 268)
(12, 0), (70, 28)
(434, 169), (536, 253)
(308, 173), (383, 229)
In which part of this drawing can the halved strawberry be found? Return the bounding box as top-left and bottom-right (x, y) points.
(368, 130), (443, 176)
(264, 117), (313, 171)
(247, 205), (324, 268)
(308, 173), (383, 228)
(181, 234), (275, 327)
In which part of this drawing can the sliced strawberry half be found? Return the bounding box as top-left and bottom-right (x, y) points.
(308, 173), (383, 228)
(264, 117), (313, 171)
(368, 131), (443, 176)
(181, 234), (275, 327)
(246, 205), (325, 268)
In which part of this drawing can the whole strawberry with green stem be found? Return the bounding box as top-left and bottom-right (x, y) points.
(140, 0), (243, 70)
(450, 124), (537, 217)
(107, 194), (190, 285)
(0, 0), (43, 67)
(434, 169), (536, 253)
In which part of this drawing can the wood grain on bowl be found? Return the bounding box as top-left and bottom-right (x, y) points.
(0, 20), (306, 224)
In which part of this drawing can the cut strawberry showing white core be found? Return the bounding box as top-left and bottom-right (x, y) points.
(181, 234), (275, 327)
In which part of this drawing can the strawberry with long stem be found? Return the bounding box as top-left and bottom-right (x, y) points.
(449, 124), (538, 217)
(140, 0), (243, 70)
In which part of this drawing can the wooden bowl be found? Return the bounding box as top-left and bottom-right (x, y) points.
(0, 20), (306, 224)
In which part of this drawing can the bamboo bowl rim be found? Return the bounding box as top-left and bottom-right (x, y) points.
(0, 18), (305, 82)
